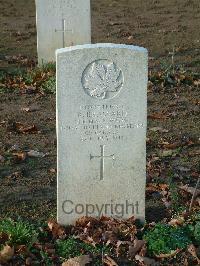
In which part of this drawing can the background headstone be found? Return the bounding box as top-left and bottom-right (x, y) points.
(57, 44), (148, 225)
(35, 0), (91, 64)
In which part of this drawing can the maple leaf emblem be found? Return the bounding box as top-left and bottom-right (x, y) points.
(83, 61), (123, 99)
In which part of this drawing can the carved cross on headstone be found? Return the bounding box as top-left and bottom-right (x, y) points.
(90, 145), (115, 180)
(55, 19), (73, 48)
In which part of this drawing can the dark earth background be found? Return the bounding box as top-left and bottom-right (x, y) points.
(0, 0), (199, 221)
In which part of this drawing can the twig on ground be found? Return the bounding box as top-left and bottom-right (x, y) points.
(189, 178), (200, 213)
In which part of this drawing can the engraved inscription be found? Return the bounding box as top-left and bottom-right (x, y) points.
(82, 60), (124, 99)
(90, 145), (115, 180)
(61, 104), (144, 142)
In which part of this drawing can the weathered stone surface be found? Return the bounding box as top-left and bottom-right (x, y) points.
(35, 0), (91, 63)
(57, 44), (148, 225)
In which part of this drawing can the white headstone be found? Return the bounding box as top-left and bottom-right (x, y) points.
(57, 44), (148, 225)
(35, 0), (91, 64)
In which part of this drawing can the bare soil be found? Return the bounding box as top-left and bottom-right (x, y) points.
(0, 0), (199, 221)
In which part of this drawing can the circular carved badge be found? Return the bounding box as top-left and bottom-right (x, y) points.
(82, 59), (124, 99)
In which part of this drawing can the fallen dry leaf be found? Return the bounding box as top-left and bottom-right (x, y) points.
(75, 216), (99, 228)
(45, 248), (55, 255)
(155, 249), (181, 258)
(103, 255), (118, 266)
(0, 233), (9, 244)
(0, 120), (6, 126)
(23, 85), (37, 94)
(74, 216), (137, 253)
(180, 185), (200, 198)
(9, 144), (20, 151)
(162, 142), (180, 149)
(160, 149), (177, 157)
(191, 172), (200, 178)
(27, 150), (45, 158)
(109, 21), (122, 26)
(18, 124), (38, 134)
(149, 127), (169, 133)
(15, 245), (29, 255)
(176, 166), (190, 173)
(116, 240), (132, 257)
(62, 255), (92, 266)
(196, 197), (200, 206)
(49, 168), (56, 173)
(129, 239), (146, 258)
(21, 108), (30, 112)
(0, 245), (14, 263)
(7, 171), (24, 180)
(21, 105), (40, 112)
(188, 150), (200, 157)
(146, 183), (169, 195)
(138, 242), (147, 257)
(12, 151), (27, 162)
(8, 121), (39, 134)
(148, 113), (169, 120)
(135, 255), (156, 265)
(187, 244), (200, 264)
(25, 257), (32, 265)
(0, 155), (5, 163)
(127, 35), (134, 40)
(47, 219), (66, 239)
(162, 198), (172, 208)
(43, 243), (56, 255)
(194, 79), (200, 87)
(146, 137), (151, 144)
(168, 217), (185, 226)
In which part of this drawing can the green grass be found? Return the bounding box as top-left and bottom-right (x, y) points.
(1, 62), (199, 95)
(0, 218), (38, 247)
(41, 76), (56, 94)
(186, 212), (200, 246)
(26, 158), (40, 169)
(149, 59), (200, 88)
(56, 237), (111, 265)
(0, 217), (198, 264)
(0, 63), (56, 93)
(168, 174), (185, 215)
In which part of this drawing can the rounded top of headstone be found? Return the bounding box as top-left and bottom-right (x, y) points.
(56, 43), (148, 55)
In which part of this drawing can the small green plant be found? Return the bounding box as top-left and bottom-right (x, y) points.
(0, 63), (56, 93)
(0, 71), (9, 93)
(40, 250), (53, 266)
(193, 221), (200, 245)
(56, 237), (111, 264)
(40, 62), (56, 72)
(0, 218), (38, 247)
(41, 76), (56, 94)
(186, 213), (200, 245)
(36, 222), (50, 242)
(144, 223), (191, 256)
(27, 158), (39, 169)
(2, 152), (15, 166)
(23, 72), (34, 85)
(0, 87), (9, 93)
(168, 175), (185, 215)
(0, 71), (6, 81)
(56, 237), (83, 259)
